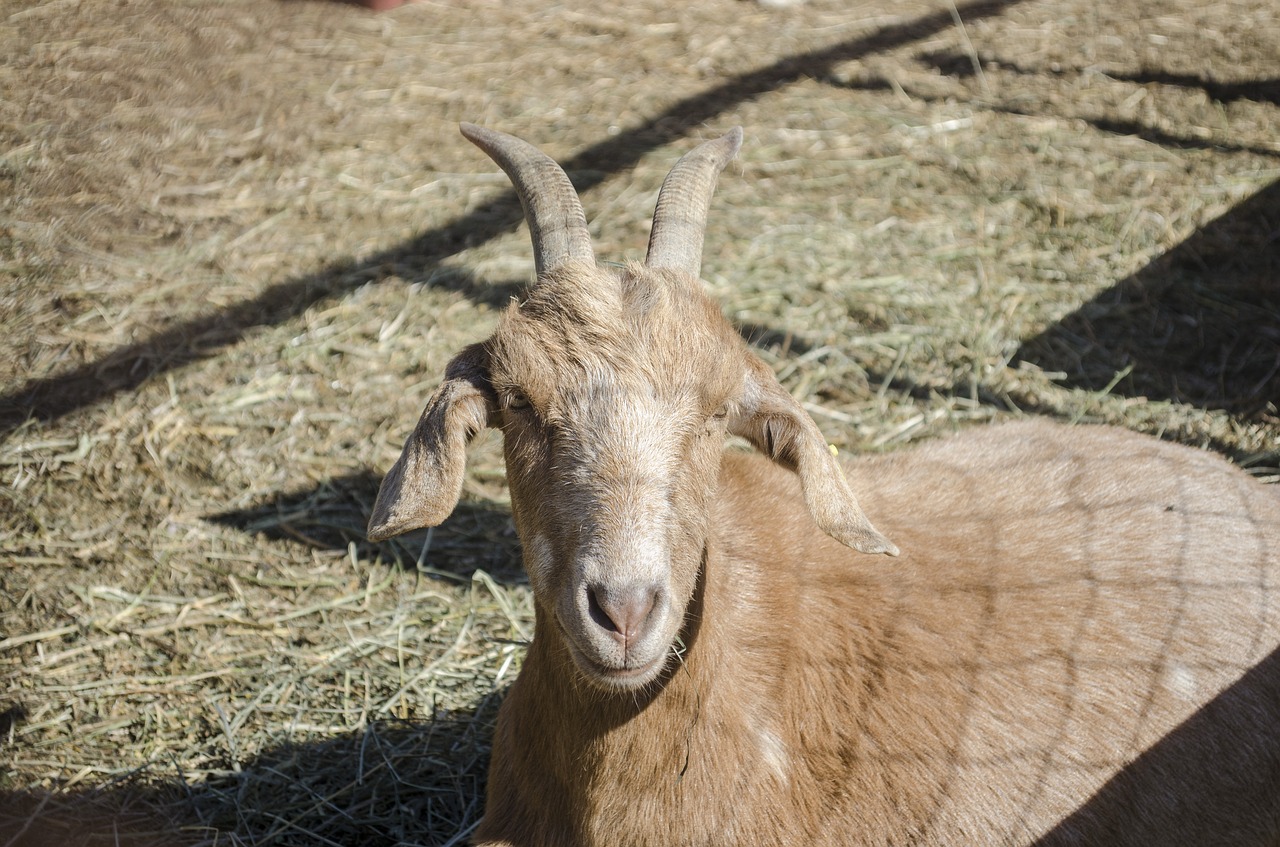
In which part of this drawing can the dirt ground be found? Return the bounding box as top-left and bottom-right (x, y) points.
(1, 0), (1278, 844)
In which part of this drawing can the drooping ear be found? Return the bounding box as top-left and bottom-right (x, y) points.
(367, 344), (495, 542)
(731, 356), (899, 556)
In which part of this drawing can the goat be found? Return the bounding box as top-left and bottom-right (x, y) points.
(367, 124), (1280, 846)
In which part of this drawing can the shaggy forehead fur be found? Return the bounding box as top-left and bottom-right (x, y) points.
(487, 261), (744, 412)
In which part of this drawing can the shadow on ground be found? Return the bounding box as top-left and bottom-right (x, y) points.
(1015, 178), (1280, 417)
(0, 704), (498, 847)
(207, 472), (524, 585)
(829, 55), (1280, 158)
(0, 0), (1028, 441)
(918, 50), (1280, 109)
(5, 644), (1279, 845)
(822, 50), (1279, 420)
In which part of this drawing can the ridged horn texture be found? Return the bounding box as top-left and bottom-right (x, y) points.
(460, 122), (595, 276)
(644, 127), (744, 278)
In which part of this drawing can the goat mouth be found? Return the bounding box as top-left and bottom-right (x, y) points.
(567, 643), (668, 689)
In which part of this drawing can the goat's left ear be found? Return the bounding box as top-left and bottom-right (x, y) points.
(731, 356), (899, 556)
(367, 344), (495, 542)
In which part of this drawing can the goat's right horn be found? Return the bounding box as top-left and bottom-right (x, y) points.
(461, 123), (596, 277)
(644, 127), (743, 278)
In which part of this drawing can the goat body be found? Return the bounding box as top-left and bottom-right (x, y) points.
(484, 423), (1280, 845)
(369, 125), (1280, 846)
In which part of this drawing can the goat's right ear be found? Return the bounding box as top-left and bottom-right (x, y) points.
(367, 344), (495, 542)
(731, 356), (899, 557)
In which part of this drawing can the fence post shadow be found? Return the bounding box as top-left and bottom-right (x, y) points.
(1014, 178), (1280, 418)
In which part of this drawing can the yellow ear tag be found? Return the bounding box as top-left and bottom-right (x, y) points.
(828, 444), (839, 457)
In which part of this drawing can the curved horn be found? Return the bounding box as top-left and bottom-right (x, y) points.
(460, 122), (595, 276)
(644, 127), (743, 277)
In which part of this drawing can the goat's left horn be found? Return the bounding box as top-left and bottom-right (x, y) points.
(461, 123), (596, 277)
(644, 127), (743, 278)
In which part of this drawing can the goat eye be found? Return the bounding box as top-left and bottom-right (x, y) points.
(506, 390), (531, 410)
(711, 404), (729, 421)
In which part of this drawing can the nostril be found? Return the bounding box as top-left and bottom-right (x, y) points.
(586, 586), (618, 634)
(586, 584), (659, 641)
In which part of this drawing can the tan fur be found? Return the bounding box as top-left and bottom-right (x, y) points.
(369, 128), (1280, 846)
(475, 423), (1280, 846)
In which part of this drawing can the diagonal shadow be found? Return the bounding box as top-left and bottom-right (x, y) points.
(827, 65), (1280, 159)
(1083, 115), (1280, 159)
(1015, 178), (1280, 417)
(1032, 643), (1280, 845)
(1102, 70), (1280, 107)
(0, 0), (1026, 440)
(918, 50), (1280, 108)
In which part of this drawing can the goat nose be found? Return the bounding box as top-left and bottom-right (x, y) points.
(586, 583), (659, 643)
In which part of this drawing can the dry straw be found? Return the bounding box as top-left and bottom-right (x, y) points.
(3, 0), (1278, 844)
